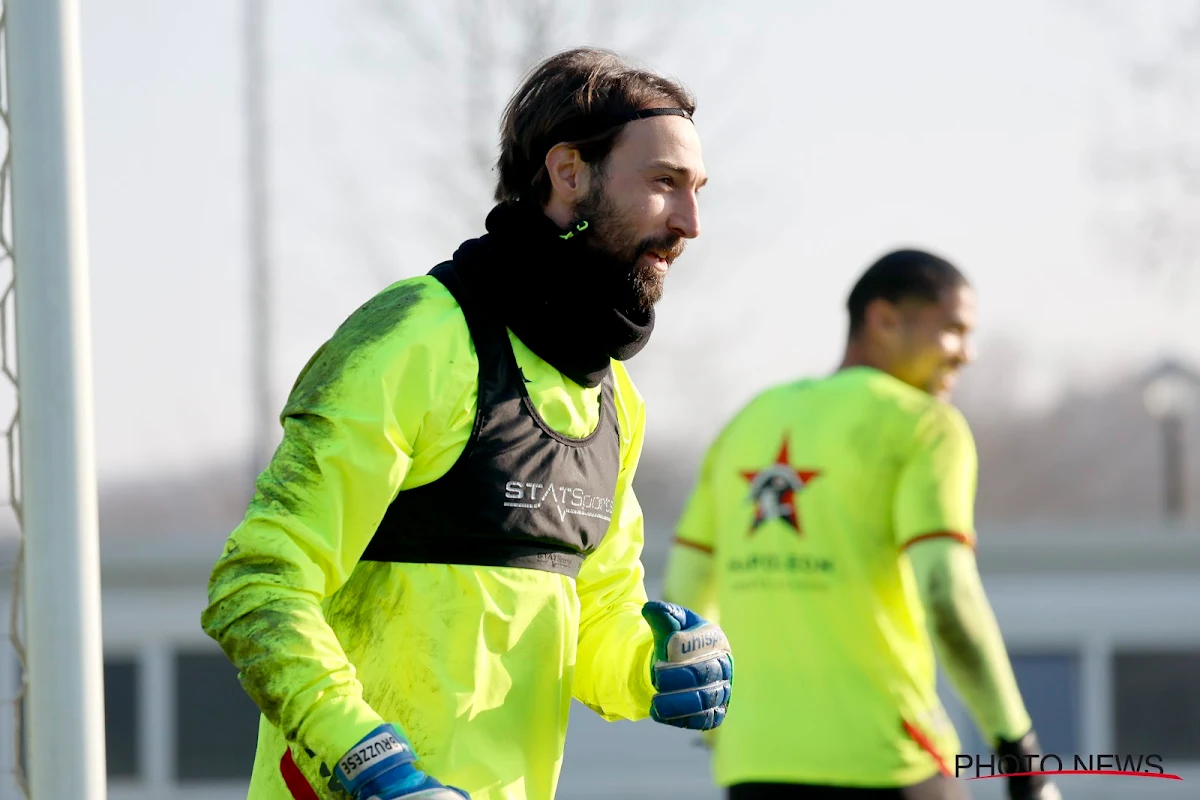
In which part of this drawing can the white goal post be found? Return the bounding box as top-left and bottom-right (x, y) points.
(5, 0), (107, 797)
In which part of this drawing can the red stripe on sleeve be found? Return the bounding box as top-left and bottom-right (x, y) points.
(673, 536), (713, 555)
(281, 748), (321, 800)
(903, 531), (975, 550)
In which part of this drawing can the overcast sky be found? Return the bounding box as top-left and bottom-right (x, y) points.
(36, 0), (1200, 481)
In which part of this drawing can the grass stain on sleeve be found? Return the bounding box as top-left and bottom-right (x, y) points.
(251, 281), (429, 520)
(285, 281), (428, 413)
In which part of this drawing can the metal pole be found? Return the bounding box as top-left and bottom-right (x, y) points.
(246, 0), (273, 475)
(1163, 414), (1185, 519)
(6, 0), (107, 796)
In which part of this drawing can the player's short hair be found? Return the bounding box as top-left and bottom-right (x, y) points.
(495, 47), (696, 205)
(846, 249), (969, 336)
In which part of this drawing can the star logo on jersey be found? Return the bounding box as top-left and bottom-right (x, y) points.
(740, 438), (820, 534)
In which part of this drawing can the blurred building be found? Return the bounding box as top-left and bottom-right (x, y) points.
(967, 359), (1200, 523)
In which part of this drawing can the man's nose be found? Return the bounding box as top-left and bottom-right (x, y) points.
(668, 194), (701, 240)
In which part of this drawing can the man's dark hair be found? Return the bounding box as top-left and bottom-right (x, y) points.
(495, 47), (696, 205)
(846, 249), (968, 336)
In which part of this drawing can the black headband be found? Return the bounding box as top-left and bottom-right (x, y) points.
(615, 107), (693, 124)
(539, 107), (693, 157)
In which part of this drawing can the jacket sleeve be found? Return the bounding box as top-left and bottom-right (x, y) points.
(899, 403), (1031, 744)
(571, 363), (657, 721)
(908, 537), (1032, 744)
(200, 279), (474, 765)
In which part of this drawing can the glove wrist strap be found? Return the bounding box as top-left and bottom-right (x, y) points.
(334, 724), (416, 794)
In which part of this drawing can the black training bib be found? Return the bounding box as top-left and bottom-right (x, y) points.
(361, 262), (621, 578)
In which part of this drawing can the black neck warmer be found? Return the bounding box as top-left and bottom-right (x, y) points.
(449, 200), (655, 388)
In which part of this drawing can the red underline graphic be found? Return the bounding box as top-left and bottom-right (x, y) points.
(966, 770), (1183, 781)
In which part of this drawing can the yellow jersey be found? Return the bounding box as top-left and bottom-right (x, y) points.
(670, 367), (978, 788)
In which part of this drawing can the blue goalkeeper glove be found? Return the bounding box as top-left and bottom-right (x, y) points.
(642, 601), (733, 731)
(334, 724), (469, 800)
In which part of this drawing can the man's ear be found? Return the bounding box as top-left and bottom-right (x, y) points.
(545, 143), (588, 203)
(864, 298), (902, 339)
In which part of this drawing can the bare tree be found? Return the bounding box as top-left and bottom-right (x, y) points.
(346, 0), (744, 266)
(361, 1), (621, 230)
(1089, 0), (1200, 291)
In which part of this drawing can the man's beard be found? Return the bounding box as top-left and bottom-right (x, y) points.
(571, 181), (685, 312)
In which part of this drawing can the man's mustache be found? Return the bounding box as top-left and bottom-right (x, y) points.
(637, 235), (686, 264)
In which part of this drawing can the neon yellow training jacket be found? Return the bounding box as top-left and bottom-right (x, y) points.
(200, 275), (657, 800)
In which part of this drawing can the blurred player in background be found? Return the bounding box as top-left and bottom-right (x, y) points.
(202, 47), (731, 800)
(662, 250), (1060, 800)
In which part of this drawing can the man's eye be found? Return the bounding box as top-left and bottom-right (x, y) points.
(656, 176), (674, 187)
